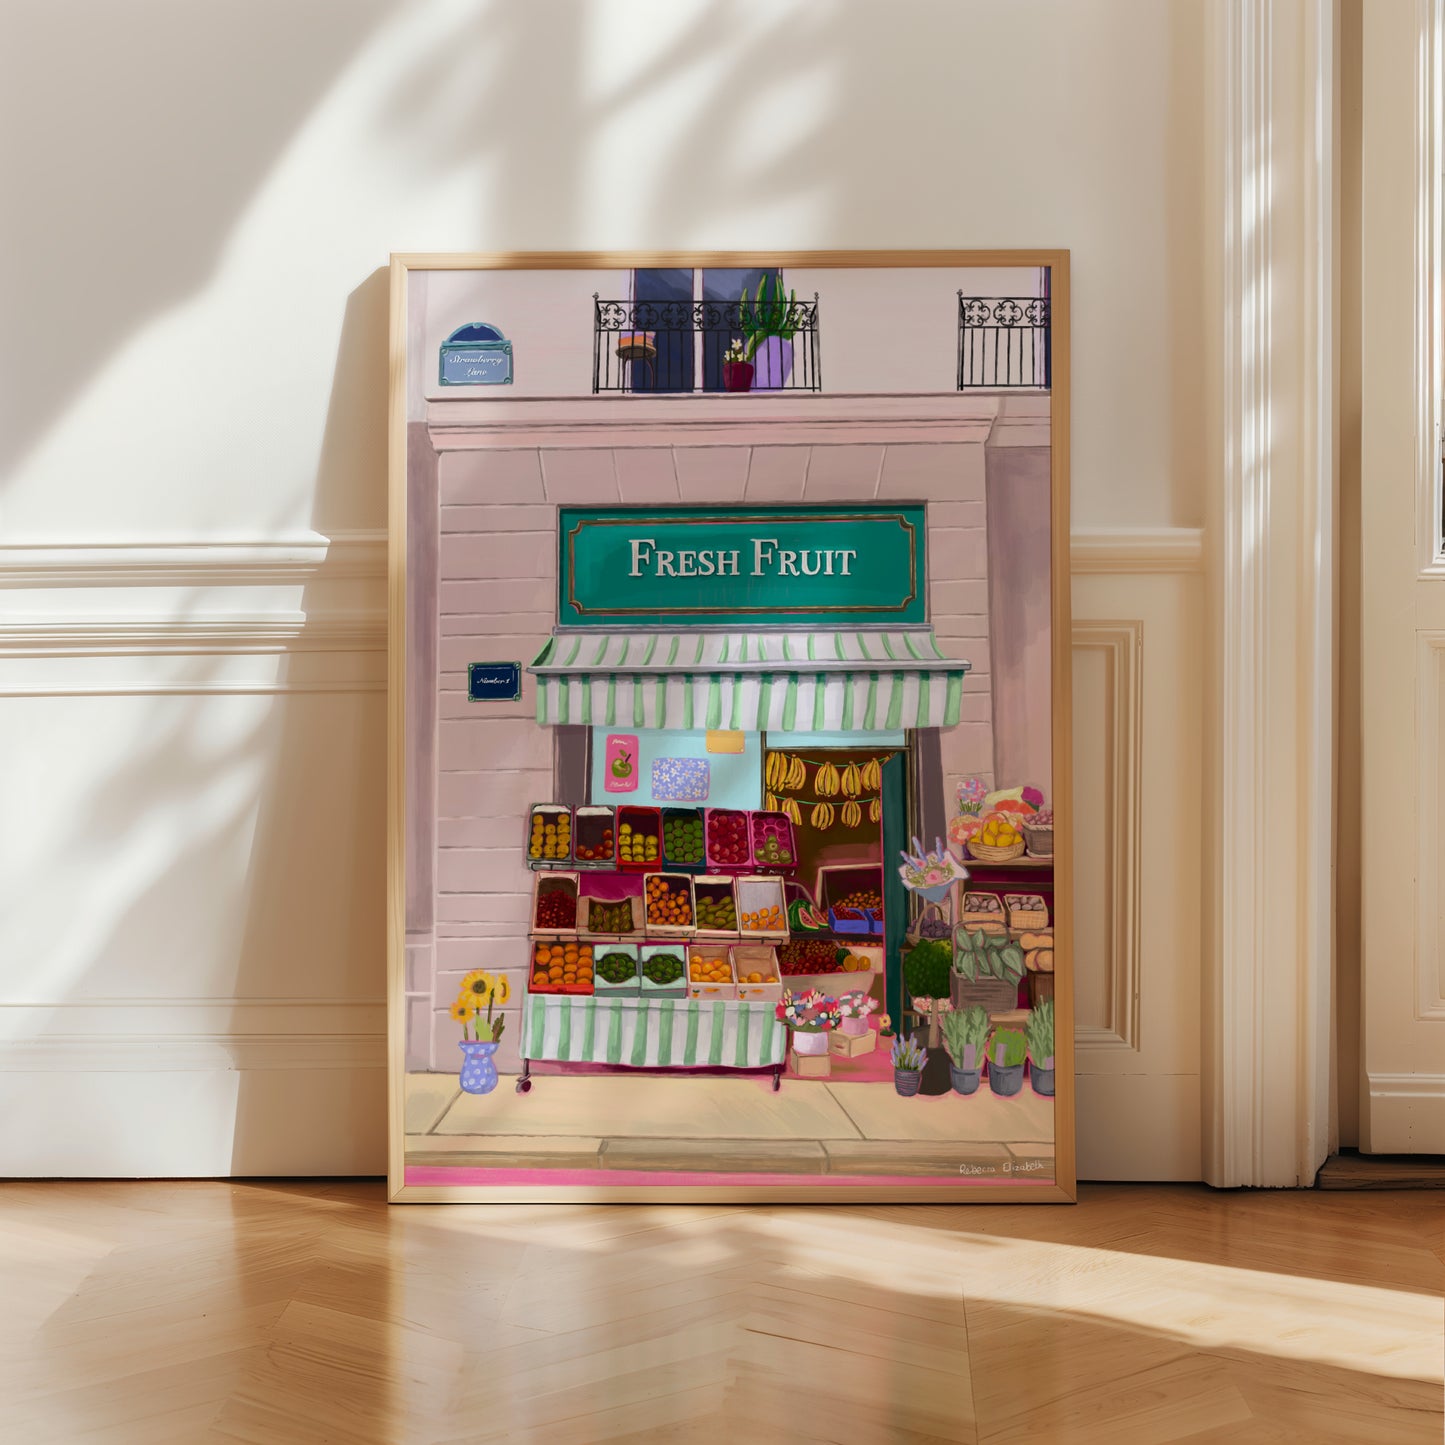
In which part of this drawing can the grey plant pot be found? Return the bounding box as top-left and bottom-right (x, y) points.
(1030, 1065), (1055, 1096)
(894, 1069), (923, 1097)
(988, 1061), (1025, 1097)
(949, 1065), (982, 1095)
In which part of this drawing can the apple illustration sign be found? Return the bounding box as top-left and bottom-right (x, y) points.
(604, 734), (640, 794)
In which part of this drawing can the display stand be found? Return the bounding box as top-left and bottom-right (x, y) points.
(518, 993), (788, 1092)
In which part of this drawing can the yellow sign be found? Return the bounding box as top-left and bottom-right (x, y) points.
(705, 730), (746, 754)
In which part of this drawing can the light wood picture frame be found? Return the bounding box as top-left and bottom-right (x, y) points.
(388, 251), (1073, 1203)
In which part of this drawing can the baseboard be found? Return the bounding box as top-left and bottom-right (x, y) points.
(1317, 1149), (1445, 1189)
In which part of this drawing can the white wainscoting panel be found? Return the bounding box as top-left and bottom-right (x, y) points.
(1070, 550), (1204, 1181)
(0, 528), (1200, 1178)
(0, 535), (388, 1177)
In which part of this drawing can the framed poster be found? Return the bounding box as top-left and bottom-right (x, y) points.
(388, 252), (1074, 1203)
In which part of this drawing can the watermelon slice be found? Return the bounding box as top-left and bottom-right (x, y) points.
(787, 899), (830, 933)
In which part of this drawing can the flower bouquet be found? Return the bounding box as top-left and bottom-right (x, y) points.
(898, 836), (968, 905)
(836, 988), (880, 1037)
(775, 989), (842, 1055)
(452, 970), (511, 1096)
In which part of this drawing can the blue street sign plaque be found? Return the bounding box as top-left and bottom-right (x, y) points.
(468, 662), (522, 702)
(439, 323), (514, 386)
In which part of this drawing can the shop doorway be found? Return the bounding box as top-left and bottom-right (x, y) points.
(761, 742), (911, 1027)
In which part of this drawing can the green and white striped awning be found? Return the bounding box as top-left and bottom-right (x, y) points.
(528, 630), (971, 732)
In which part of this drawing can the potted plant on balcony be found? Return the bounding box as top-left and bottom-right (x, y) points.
(1025, 1000), (1056, 1096)
(721, 339), (753, 393)
(726, 274), (802, 392)
(939, 1004), (990, 1095)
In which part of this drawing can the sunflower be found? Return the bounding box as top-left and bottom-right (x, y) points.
(460, 969), (498, 1003)
(448, 997), (475, 1024)
(491, 974), (511, 1006)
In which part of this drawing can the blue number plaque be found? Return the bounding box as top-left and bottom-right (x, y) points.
(468, 662), (522, 702)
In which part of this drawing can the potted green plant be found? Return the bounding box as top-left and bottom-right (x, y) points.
(890, 1034), (927, 1096)
(986, 1027), (1028, 1097)
(902, 936), (954, 1095)
(939, 1005), (990, 1095)
(951, 926), (1026, 1014)
(726, 274), (802, 392)
(1025, 999), (1055, 1096)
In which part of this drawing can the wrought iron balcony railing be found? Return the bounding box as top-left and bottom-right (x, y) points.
(593, 294), (822, 393)
(957, 294), (1051, 390)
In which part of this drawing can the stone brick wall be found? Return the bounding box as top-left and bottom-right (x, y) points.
(409, 404), (1048, 1071)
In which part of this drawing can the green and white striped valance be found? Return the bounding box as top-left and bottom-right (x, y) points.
(521, 993), (788, 1069)
(528, 629), (970, 732)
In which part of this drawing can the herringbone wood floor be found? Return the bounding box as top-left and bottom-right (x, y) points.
(0, 1181), (1438, 1444)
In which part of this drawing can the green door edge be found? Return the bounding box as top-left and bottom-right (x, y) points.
(881, 749), (909, 1035)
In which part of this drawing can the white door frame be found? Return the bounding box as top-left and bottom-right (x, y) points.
(1206, 0), (1339, 1186)
(1358, 0), (1445, 1151)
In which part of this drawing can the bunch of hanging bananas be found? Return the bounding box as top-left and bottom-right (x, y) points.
(765, 793), (781, 812)
(868, 798), (882, 823)
(766, 753), (807, 791)
(861, 758), (882, 792)
(814, 761), (840, 798)
(841, 800), (862, 828)
(840, 762), (863, 798)
(811, 801), (835, 831)
(781, 797), (803, 825)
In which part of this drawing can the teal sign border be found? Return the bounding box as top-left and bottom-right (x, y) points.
(557, 505), (927, 628)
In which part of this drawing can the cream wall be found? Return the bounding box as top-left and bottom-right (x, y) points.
(0, 0), (1206, 1177)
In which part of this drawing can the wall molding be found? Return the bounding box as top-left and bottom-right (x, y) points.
(0, 532), (387, 588)
(0, 1035), (385, 1072)
(425, 391), (1027, 451)
(0, 614), (387, 657)
(1070, 528), (1204, 574)
(1072, 621), (1143, 1054)
(1368, 1070), (1445, 1099)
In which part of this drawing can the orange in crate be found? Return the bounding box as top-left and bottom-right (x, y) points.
(741, 906), (784, 931)
(688, 951), (732, 983)
(531, 939), (595, 993)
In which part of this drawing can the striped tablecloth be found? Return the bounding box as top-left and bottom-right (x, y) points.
(521, 993), (788, 1070)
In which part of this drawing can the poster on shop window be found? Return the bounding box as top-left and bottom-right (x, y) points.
(387, 252), (1074, 1203)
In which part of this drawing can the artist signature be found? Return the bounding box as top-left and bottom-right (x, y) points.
(958, 1159), (1048, 1175)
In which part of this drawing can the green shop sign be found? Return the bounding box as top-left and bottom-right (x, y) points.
(557, 505), (926, 628)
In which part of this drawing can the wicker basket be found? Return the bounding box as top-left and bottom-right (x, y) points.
(967, 838), (1026, 863)
(1004, 894), (1050, 931)
(1022, 824), (1054, 858)
(951, 973), (1023, 1014)
(959, 890), (1006, 929)
(906, 899), (953, 947)
(1027, 972), (1055, 1007)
